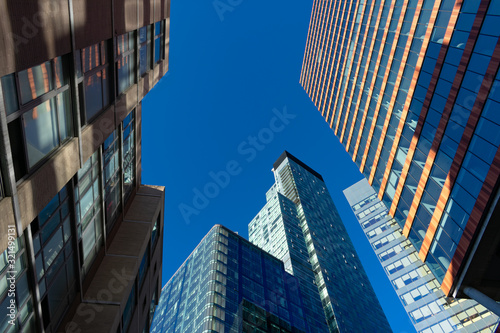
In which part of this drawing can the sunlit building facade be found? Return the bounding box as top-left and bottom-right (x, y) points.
(301, 0), (500, 305)
(249, 151), (391, 332)
(344, 179), (499, 332)
(150, 225), (309, 333)
(0, 1), (170, 331)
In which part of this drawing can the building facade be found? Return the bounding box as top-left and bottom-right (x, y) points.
(344, 179), (499, 332)
(300, 0), (500, 304)
(0, 0), (170, 332)
(249, 151), (391, 333)
(150, 225), (309, 333)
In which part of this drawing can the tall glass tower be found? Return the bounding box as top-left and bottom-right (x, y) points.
(249, 151), (391, 333)
(300, 0), (500, 305)
(344, 179), (499, 332)
(150, 225), (310, 333)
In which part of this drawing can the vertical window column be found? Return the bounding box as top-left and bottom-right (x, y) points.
(116, 32), (136, 95)
(138, 26), (152, 77)
(30, 185), (77, 331)
(154, 21), (165, 64)
(80, 41), (111, 124)
(74, 151), (104, 278)
(0, 236), (35, 332)
(103, 130), (121, 233)
(122, 111), (135, 202)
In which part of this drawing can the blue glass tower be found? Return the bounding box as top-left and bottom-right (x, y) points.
(249, 151), (391, 333)
(344, 179), (499, 332)
(150, 225), (309, 333)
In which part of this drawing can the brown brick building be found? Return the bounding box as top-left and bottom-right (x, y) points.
(0, 0), (170, 331)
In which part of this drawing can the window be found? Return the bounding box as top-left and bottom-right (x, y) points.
(154, 21), (165, 63)
(152, 215), (160, 250)
(122, 283), (136, 332)
(31, 185), (76, 331)
(81, 41), (111, 123)
(74, 151), (104, 278)
(0, 236), (34, 331)
(2, 56), (73, 181)
(139, 26), (152, 76)
(122, 111), (135, 201)
(103, 130), (121, 232)
(116, 32), (136, 95)
(138, 247), (150, 290)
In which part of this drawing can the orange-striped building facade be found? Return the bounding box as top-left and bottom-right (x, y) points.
(301, 0), (500, 307)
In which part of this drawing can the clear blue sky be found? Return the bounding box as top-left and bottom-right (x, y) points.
(141, 0), (415, 332)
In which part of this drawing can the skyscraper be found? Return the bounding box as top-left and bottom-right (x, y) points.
(344, 179), (499, 332)
(249, 151), (391, 332)
(0, 1), (169, 331)
(300, 0), (500, 306)
(150, 224), (310, 333)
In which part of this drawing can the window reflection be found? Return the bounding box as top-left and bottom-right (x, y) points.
(81, 41), (111, 123)
(2, 56), (73, 180)
(116, 32), (135, 95)
(103, 130), (121, 232)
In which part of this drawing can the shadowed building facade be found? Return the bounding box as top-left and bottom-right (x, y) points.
(344, 179), (499, 332)
(249, 152), (391, 333)
(300, 0), (500, 309)
(150, 225), (310, 333)
(0, 0), (170, 331)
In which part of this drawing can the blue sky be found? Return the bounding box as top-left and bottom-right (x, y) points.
(141, 0), (415, 331)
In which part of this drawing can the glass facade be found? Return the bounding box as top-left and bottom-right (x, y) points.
(344, 179), (499, 332)
(151, 225), (308, 333)
(301, 0), (500, 300)
(249, 152), (390, 333)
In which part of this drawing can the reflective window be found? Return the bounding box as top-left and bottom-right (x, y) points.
(18, 61), (54, 104)
(139, 26), (152, 76)
(122, 111), (135, 201)
(74, 151), (103, 278)
(474, 35), (497, 56)
(138, 247), (149, 290)
(31, 185), (76, 331)
(3, 56), (73, 181)
(1, 74), (19, 116)
(81, 41), (111, 123)
(116, 32), (136, 95)
(103, 130), (121, 232)
(122, 283), (136, 332)
(154, 21), (165, 63)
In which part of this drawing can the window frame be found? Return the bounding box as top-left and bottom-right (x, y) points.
(79, 40), (112, 125)
(154, 20), (165, 64)
(122, 110), (135, 202)
(73, 151), (104, 279)
(30, 185), (77, 331)
(115, 31), (136, 96)
(138, 25), (153, 77)
(2, 55), (73, 182)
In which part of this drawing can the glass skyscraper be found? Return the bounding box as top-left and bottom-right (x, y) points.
(249, 151), (391, 333)
(150, 225), (310, 333)
(300, 0), (500, 306)
(344, 179), (499, 332)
